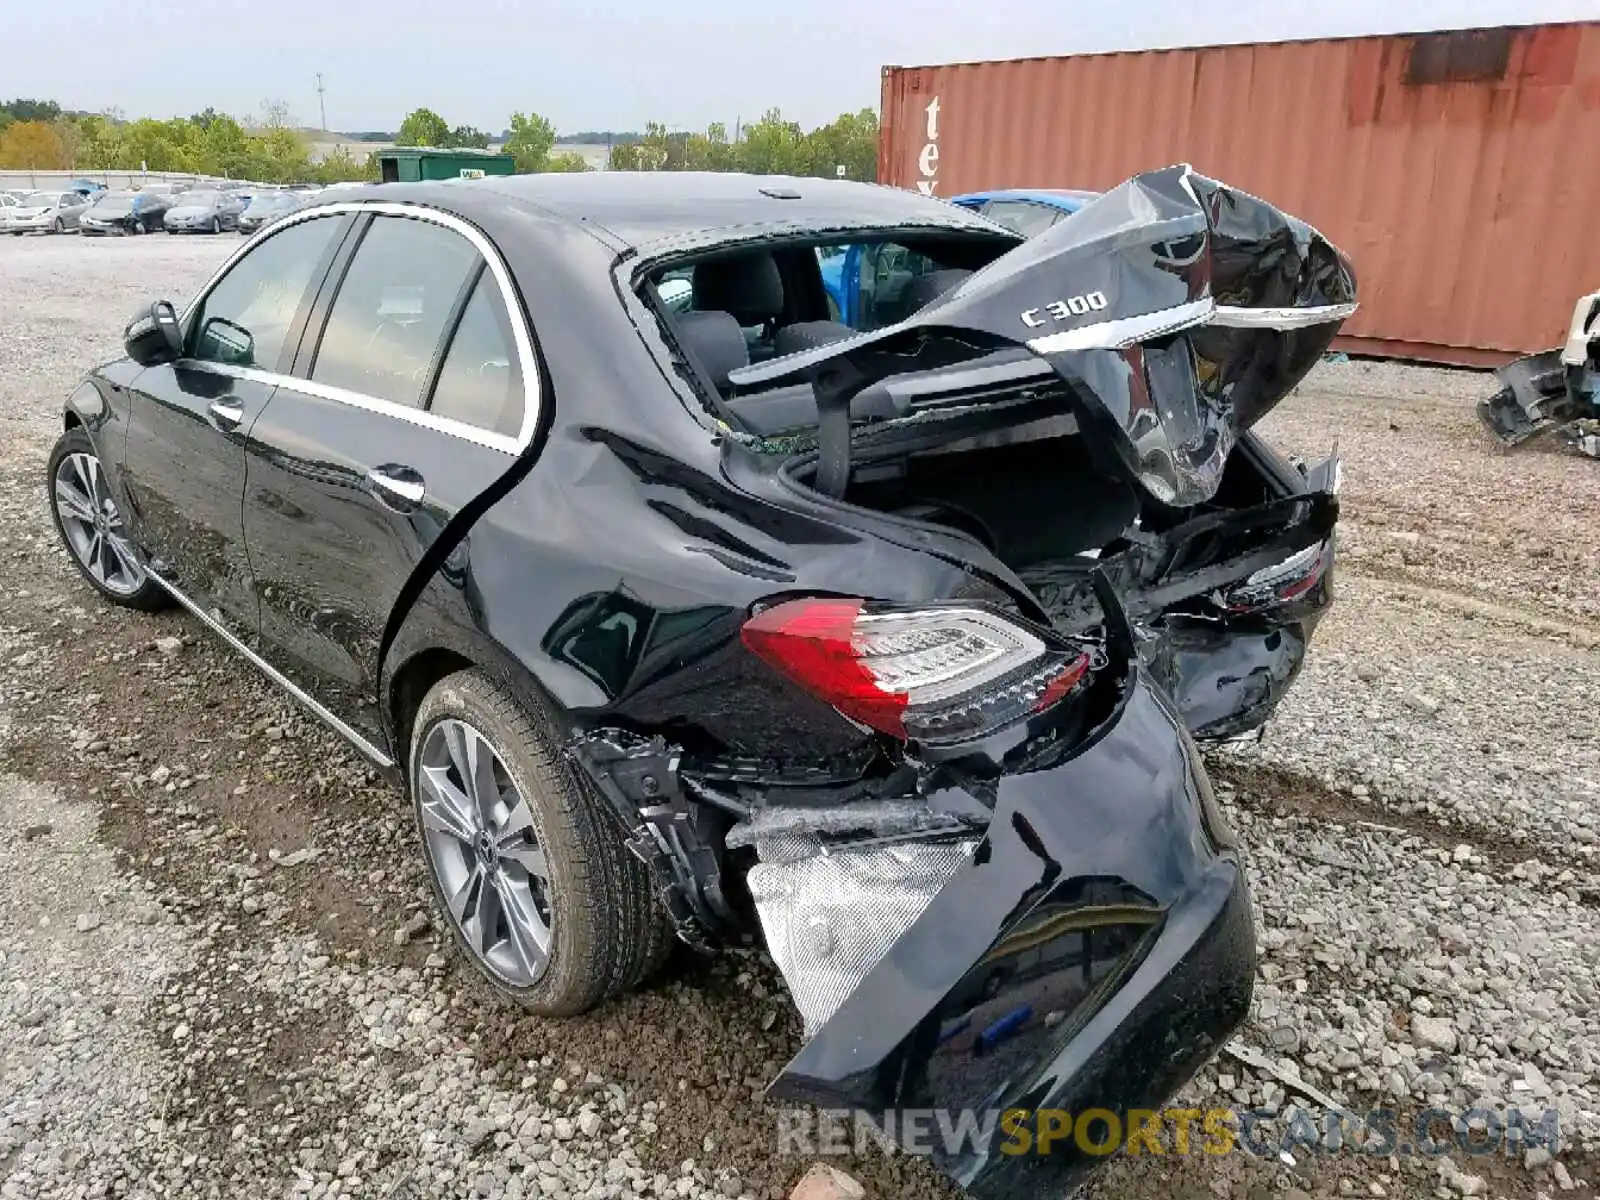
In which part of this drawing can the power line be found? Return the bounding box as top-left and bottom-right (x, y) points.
(315, 73), (327, 132)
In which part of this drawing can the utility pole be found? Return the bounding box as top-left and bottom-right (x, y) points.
(316, 73), (328, 131)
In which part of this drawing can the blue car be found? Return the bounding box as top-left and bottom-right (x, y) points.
(820, 187), (1095, 327)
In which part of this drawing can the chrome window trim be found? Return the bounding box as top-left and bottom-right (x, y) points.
(179, 199), (539, 455)
(183, 360), (523, 454)
(147, 568), (395, 770)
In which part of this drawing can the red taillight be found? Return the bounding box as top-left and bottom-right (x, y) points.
(740, 598), (1091, 744)
(739, 598), (910, 737)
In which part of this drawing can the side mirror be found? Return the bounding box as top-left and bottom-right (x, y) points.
(124, 300), (184, 367)
(196, 317), (255, 367)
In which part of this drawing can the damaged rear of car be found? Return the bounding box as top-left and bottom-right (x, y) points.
(1478, 289), (1600, 459)
(53, 163), (1354, 1199)
(579, 166), (1355, 1198)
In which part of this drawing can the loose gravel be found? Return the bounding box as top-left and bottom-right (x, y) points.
(2, 235), (1597, 1200)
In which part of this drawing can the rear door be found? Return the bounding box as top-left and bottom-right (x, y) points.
(242, 206), (534, 745)
(117, 211), (352, 639)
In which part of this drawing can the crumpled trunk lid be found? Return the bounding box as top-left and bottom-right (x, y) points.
(731, 164), (1357, 508)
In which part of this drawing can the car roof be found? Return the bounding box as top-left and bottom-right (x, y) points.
(952, 188), (1099, 211)
(325, 172), (1008, 254)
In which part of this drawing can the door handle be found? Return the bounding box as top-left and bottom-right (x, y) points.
(208, 400), (245, 431)
(366, 465), (426, 512)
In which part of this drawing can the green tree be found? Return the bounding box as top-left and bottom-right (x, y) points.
(1, 98), (63, 124)
(801, 107), (878, 182)
(398, 107), (451, 147)
(543, 152), (590, 173)
(735, 108), (807, 175)
(449, 124), (491, 150)
(308, 145), (372, 183)
(504, 111), (556, 173)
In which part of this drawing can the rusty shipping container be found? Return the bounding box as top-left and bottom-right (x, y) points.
(880, 22), (1600, 366)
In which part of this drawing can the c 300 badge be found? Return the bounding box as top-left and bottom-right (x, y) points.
(1020, 292), (1108, 327)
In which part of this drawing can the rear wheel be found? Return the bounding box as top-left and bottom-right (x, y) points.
(408, 669), (670, 1015)
(47, 428), (168, 611)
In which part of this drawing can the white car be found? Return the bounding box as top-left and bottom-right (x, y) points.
(6, 190), (89, 235)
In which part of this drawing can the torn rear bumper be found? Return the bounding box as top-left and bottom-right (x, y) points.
(762, 671), (1254, 1200)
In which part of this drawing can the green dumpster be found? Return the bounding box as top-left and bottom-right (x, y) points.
(377, 147), (516, 183)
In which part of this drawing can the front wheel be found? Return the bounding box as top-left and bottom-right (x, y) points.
(52, 217), (64, 234)
(47, 428), (168, 611)
(408, 670), (670, 1016)
(210, 217), (221, 234)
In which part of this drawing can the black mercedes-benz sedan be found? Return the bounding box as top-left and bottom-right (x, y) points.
(48, 168), (1354, 1200)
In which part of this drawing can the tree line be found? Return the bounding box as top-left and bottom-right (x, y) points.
(0, 97), (376, 184)
(0, 98), (880, 184)
(604, 109), (878, 180)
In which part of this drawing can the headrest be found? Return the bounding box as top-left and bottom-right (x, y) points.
(902, 269), (974, 313)
(676, 310), (749, 390)
(772, 320), (856, 359)
(692, 253), (784, 325)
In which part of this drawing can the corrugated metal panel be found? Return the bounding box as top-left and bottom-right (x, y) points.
(880, 23), (1600, 365)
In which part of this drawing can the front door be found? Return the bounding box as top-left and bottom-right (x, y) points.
(117, 212), (352, 637)
(243, 209), (533, 743)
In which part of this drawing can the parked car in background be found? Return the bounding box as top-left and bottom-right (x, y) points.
(163, 188), (247, 234)
(236, 188), (315, 234)
(819, 187), (1097, 324)
(950, 187), (1097, 235)
(80, 190), (171, 235)
(4, 190), (89, 235)
(47, 168), (1354, 1200)
(69, 179), (108, 198)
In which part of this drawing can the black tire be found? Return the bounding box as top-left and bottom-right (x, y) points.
(52, 217), (64, 234)
(210, 217), (220, 234)
(409, 669), (670, 1015)
(46, 427), (168, 611)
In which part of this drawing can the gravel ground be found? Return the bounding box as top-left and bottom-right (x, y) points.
(1, 235), (1597, 1200)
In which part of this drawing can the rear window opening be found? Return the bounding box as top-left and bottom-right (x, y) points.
(644, 230), (1015, 436)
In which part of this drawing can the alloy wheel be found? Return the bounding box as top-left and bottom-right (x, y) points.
(53, 451), (146, 596)
(417, 718), (553, 986)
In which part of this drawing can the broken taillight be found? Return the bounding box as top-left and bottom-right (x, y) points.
(1218, 540), (1331, 613)
(740, 598), (1090, 744)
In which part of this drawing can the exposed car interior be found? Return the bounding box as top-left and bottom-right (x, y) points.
(650, 234), (1009, 436)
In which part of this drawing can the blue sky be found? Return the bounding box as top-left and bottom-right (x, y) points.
(6, 0), (1596, 133)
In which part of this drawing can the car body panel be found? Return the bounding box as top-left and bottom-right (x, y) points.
(244, 386), (522, 743)
(117, 361), (277, 640)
